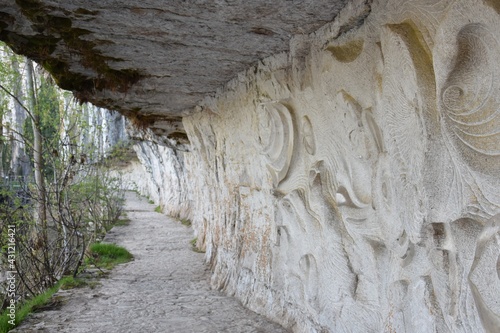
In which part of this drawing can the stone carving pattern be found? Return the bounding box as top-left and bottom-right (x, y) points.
(301, 116), (316, 155)
(257, 102), (294, 187)
(270, 11), (500, 333)
(441, 23), (500, 175)
(178, 2), (500, 332)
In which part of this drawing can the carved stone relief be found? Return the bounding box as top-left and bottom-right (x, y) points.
(441, 23), (500, 175)
(469, 214), (500, 331)
(301, 116), (316, 155)
(257, 102), (295, 187)
(178, 0), (500, 332)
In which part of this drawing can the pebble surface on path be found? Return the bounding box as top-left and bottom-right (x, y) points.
(11, 192), (289, 333)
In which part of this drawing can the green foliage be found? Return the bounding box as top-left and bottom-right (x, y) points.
(87, 243), (133, 270)
(0, 43), (24, 177)
(0, 41), (128, 316)
(59, 276), (98, 290)
(0, 186), (34, 256)
(114, 218), (131, 227)
(21, 73), (61, 180)
(0, 274), (100, 332)
(69, 172), (125, 237)
(0, 44), (23, 95)
(102, 140), (136, 167)
(154, 205), (162, 213)
(0, 280), (60, 333)
(35, 76), (59, 143)
(0, 43), (134, 330)
(180, 218), (192, 227)
(190, 237), (204, 253)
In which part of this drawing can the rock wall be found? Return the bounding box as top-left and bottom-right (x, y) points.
(126, 138), (191, 220)
(178, 0), (500, 332)
(119, 0), (500, 331)
(5, 0), (498, 330)
(78, 105), (128, 159)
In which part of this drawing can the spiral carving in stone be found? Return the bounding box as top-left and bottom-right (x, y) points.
(441, 23), (500, 174)
(257, 102), (294, 187)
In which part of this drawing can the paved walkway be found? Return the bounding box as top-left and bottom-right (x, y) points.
(12, 192), (288, 333)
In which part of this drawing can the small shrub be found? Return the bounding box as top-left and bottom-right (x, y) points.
(154, 206), (162, 213)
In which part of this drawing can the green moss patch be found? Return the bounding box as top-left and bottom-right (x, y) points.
(87, 243), (133, 270)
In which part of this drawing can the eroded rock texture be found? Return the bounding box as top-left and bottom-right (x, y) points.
(2, 0), (500, 332)
(133, 138), (190, 219)
(180, 1), (500, 331)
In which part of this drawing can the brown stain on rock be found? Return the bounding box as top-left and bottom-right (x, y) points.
(484, 0), (500, 14)
(326, 39), (364, 63)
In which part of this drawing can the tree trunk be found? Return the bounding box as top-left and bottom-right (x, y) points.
(26, 60), (47, 226)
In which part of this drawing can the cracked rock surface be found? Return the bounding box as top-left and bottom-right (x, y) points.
(10, 192), (288, 333)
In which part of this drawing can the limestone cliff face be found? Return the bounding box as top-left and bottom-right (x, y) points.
(81, 106), (128, 158)
(3, 0), (500, 332)
(182, 1), (500, 331)
(132, 139), (190, 219)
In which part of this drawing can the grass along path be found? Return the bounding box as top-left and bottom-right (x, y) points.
(1, 230), (133, 333)
(10, 192), (288, 333)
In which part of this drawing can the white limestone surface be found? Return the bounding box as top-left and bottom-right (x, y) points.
(120, 0), (500, 332)
(178, 0), (500, 332)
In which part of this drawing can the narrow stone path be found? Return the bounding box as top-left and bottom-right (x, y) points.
(12, 192), (288, 333)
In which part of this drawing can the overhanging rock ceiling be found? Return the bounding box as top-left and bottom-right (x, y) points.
(0, 0), (350, 122)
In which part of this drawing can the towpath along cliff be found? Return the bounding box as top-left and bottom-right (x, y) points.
(10, 192), (289, 333)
